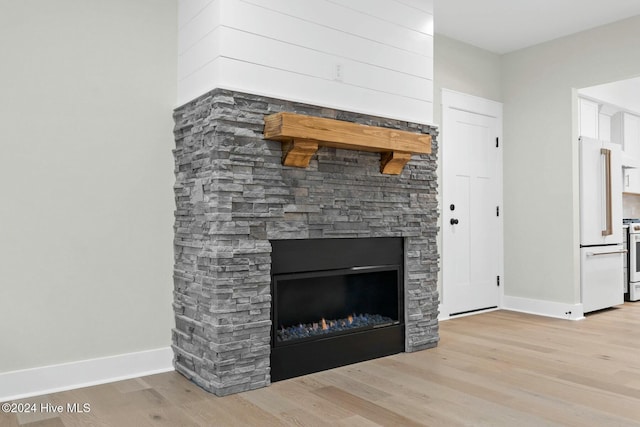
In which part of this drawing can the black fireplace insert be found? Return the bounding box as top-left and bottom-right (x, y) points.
(270, 237), (404, 381)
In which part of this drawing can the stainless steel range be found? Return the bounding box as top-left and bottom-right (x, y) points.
(626, 220), (640, 301)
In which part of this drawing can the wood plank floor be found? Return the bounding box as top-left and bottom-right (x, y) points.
(4, 304), (640, 426)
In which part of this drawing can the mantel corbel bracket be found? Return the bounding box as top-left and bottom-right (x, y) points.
(380, 151), (412, 175)
(263, 112), (431, 175)
(281, 139), (319, 168)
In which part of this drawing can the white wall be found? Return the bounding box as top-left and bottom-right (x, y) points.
(501, 16), (640, 304)
(0, 0), (177, 375)
(178, 0), (434, 124)
(433, 34), (502, 125)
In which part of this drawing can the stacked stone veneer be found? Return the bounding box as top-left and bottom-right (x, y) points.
(172, 88), (440, 396)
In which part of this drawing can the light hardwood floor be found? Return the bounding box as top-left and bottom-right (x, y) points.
(4, 304), (640, 426)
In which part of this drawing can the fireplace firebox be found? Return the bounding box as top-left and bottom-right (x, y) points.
(270, 237), (404, 381)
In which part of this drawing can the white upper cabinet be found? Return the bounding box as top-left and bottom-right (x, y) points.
(599, 113), (612, 142)
(612, 112), (640, 157)
(612, 112), (640, 193)
(579, 98), (599, 139)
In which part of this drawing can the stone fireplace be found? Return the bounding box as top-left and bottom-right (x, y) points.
(171, 88), (439, 396)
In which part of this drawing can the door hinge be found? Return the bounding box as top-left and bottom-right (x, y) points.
(496, 206), (500, 217)
(497, 276), (500, 287)
(496, 137), (499, 148)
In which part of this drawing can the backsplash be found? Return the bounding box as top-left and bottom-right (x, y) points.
(623, 193), (640, 218)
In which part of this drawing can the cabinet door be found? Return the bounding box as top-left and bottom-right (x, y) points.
(625, 114), (640, 158)
(625, 170), (638, 193)
(599, 113), (611, 142)
(625, 114), (640, 193)
(579, 98), (599, 139)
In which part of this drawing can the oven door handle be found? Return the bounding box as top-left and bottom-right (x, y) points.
(586, 250), (628, 256)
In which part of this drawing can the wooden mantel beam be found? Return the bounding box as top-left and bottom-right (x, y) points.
(263, 112), (431, 175)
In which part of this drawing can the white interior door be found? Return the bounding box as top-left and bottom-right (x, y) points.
(442, 90), (502, 317)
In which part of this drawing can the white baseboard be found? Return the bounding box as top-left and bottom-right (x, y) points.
(503, 295), (585, 320)
(0, 347), (174, 402)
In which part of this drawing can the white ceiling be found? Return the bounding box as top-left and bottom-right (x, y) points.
(435, 0), (640, 54)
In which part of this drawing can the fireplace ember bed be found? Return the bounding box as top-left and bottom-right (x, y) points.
(270, 237), (404, 381)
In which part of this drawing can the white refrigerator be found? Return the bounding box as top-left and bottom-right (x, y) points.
(579, 136), (625, 313)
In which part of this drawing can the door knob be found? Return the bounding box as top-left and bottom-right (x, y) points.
(450, 218), (459, 225)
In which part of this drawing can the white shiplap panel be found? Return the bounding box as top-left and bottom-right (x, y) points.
(326, 0), (433, 35)
(178, 0), (214, 29)
(177, 59), (221, 107)
(217, 57), (434, 124)
(219, 27), (432, 100)
(178, 28), (220, 81)
(394, 0), (433, 14)
(238, 0), (432, 56)
(178, 0), (220, 54)
(222, 0), (432, 79)
(177, 0), (435, 124)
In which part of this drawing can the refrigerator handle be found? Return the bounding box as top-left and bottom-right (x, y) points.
(601, 148), (612, 236)
(586, 250), (627, 256)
